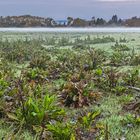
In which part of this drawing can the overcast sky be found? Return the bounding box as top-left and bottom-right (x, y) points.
(0, 0), (140, 20)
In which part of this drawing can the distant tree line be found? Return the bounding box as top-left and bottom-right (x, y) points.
(0, 15), (140, 27)
(0, 15), (56, 27)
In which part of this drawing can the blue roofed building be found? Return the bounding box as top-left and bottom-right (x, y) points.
(56, 20), (68, 26)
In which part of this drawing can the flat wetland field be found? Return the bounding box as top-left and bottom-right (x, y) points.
(0, 31), (140, 140)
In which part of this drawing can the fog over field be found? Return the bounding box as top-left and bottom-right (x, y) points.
(1, 27), (140, 33)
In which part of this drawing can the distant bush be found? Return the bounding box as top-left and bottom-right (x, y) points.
(74, 36), (115, 45)
(119, 37), (127, 43)
(111, 41), (130, 51)
(130, 54), (140, 65)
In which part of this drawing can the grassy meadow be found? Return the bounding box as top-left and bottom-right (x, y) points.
(0, 32), (140, 140)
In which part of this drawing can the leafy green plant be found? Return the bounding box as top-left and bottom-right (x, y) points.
(130, 54), (140, 65)
(29, 52), (50, 69)
(123, 69), (139, 87)
(78, 110), (100, 129)
(23, 68), (47, 84)
(112, 85), (126, 95)
(0, 77), (9, 96)
(46, 122), (75, 140)
(88, 48), (106, 69)
(122, 114), (140, 127)
(19, 94), (65, 126)
(94, 67), (120, 91)
(95, 68), (103, 76)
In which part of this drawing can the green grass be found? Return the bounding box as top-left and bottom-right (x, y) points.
(0, 121), (35, 140)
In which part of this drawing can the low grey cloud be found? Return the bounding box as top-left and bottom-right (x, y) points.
(0, 0), (140, 19)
